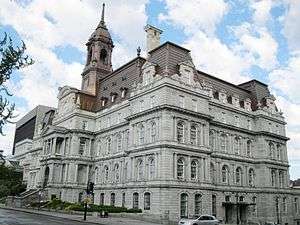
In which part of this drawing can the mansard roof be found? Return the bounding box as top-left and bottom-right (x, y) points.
(82, 40), (273, 112)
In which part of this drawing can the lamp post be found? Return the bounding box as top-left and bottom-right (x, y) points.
(83, 181), (94, 221)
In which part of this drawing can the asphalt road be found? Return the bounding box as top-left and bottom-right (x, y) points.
(0, 208), (96, 225)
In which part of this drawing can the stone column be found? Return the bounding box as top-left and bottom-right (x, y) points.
(52, 137), (57, 155)
(49, 164), (54, 183)
(174, 153), (177, 180)
(200, 158), (204, 182)
(187, 155), (191, 180)
(74, 164), (78, 183)
(86, 165), (90, 184)
(156, 152), (159, 179)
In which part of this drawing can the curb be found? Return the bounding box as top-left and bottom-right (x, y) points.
(0, 206), (103, 225)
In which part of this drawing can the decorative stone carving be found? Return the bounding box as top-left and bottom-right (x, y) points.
(141, 61), (157, 85)
(232, 94), (240, 107)
(264, 95), (277, 113)
(219, 89), (227, 103)
(178, 60), (195, 85)
(244, 98), (252, 111)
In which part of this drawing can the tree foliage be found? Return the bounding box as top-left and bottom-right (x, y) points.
(0, 164), (26, 198)
(0, 32), (34, 135)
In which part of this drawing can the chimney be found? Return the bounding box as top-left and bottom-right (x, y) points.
(144, 24), (163, 53)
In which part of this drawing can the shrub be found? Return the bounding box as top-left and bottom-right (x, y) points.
(126, 208), (142, 213)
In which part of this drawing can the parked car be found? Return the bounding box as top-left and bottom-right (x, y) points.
(178, 215), (220, 225)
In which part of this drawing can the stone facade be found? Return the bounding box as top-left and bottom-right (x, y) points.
(14, 5), (300, 225)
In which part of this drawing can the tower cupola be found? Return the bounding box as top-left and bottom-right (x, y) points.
(82, 3), (114, 95)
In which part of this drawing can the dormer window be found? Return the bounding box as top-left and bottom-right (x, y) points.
(111, 92), (117, 103)
(101, 97), (107, 107)
(120, 87), (128, 98)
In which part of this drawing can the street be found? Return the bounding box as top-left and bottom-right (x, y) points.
(0, 208), (96, 225)
(0, 208), (160, 225)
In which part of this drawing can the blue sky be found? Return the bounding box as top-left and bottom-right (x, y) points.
(0, 0), (300, 179)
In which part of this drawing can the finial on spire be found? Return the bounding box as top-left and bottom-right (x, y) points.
(137, 46), (141, 57)
(98, 3), (106, 28)
(101, 3), (105, 23)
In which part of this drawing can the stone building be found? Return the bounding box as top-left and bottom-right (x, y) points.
(13, 4), (300, 225)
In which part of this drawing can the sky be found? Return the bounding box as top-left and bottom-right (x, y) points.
(0, 0), (299, 179)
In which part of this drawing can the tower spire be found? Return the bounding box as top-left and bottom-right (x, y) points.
(99, 3), (106, 28)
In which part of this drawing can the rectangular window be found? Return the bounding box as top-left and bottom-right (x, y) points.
(107, 117), (111, 127)
(82, 121), (87, 130)
(247, 119), (251, 130)
(295, 198), (299, 214)
(122, 193), (126, 208)
(222, 112), (226, 123)
(283, 197), (287, 213)
(133, 193), (139, 209)
(140, 100), (144, 112)
(150, 95), (156, 108)
(194, 194), (202, 215)
(79, 138), (86, 155)
(179, 95), (185, 108)
(235, 116), (240, 127)
(192, 99), (197, 111)
(110, 193), (115, 206)
(117, 113), (122, 123)
(100, 193), (105, 206)
(212, 195), (217, 217)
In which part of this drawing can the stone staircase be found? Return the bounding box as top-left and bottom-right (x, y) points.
(6, 189), (47, 208)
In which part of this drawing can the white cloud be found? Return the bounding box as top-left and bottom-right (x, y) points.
(283, 0), (300, 52)
(159, 0), (228, 35)
(0, 0), (149, 154)
(269, 54), (300, 103)
(250, 0), (273, 26)
(183, 31), (251, 84)
(236, 27), (278, 70)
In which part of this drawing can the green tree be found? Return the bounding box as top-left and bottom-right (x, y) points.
(0, 32), (33, 135)
(0, 164), (26, 198)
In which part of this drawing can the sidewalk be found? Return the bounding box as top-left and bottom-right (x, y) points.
(0, 205), (160, 225)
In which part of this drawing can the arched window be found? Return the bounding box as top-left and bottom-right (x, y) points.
(149, 158), (155, 179)
(191, 160), (197, 180)
(194, 194), (202, 216)
(277, 144), (281, 160)
(190, 125), (197, 145)
(220, 134), (227, 152)
(249, 168), (255, 187)
(234, 137), (240, 155)
(117, 134), (122, 152)
(177, 122), (185, 143)
(139, 124), (145, 144)
(236, 167), (242, 185)
(177, 158), (185, 179)
(180, 193), (188, 218)
(100, 48), (107, 64)
(221, 165), (229, 183)
(104, 166), (109, 182)
(209, 131), (215, 150)
(144, 192), (151, 210)
(110, 193), (115, 206)
(137, 159), (143, 180)
(279, 171), (284, 187)
(271, 170), (276, 186)
(246, 140), (251, 157)
(150, 122), (156, 142)
(114, 164), (119, 182)
(133, 192), (139, 209)
(269, 142), (275, 158)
